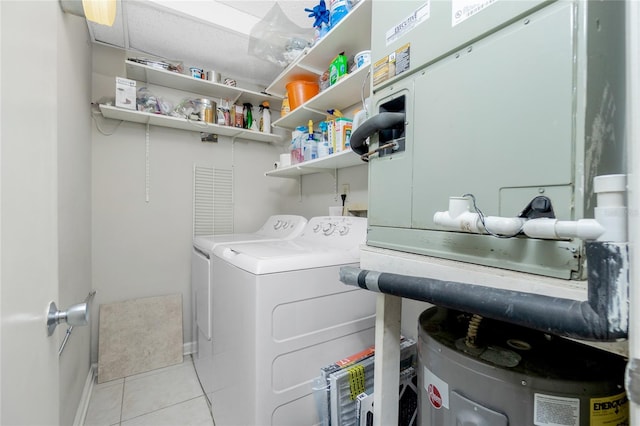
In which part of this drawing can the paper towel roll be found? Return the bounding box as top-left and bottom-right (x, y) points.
(280, 153), (291, 167)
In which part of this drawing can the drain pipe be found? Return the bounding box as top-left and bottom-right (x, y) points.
(341, 239), (628, 341)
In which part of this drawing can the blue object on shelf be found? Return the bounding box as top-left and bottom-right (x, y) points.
(305, 0), (330, 29)
(329, 0), (352, 28)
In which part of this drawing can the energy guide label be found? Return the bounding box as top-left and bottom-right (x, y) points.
(534, 394), (579, 426)
(590, 392), (629, 426)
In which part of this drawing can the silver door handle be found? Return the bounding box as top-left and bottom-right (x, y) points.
(47, 291), (96, 336)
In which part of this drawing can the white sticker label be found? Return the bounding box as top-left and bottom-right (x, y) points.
(534, 393), (580, 426)
(423, 367), (449, 409)
(386, 1), (430, 46)
(452, 0), (498, 27)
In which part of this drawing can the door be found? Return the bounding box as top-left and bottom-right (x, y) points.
(1, 1), (61, 424)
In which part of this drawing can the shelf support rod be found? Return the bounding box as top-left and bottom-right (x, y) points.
(145, 123), (150, 203)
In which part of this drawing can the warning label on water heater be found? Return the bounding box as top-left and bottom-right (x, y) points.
(533, 394), (579, 426)
(590, 392), (629, 426)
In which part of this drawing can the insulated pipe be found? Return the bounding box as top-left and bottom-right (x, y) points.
(340, 241), (629, 341)
(349, 112), (405, 156)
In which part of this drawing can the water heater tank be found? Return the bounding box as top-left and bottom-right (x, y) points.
(417, 307), (628, 426)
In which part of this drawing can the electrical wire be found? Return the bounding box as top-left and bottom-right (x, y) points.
(462, 193), (524, 239)
(361, 67), (371, 117)
(341, 193), (347, 215)
(90, 104), (124, 136)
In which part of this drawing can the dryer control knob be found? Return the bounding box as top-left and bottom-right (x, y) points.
(313, 224), (322, 233)
(274, 220), (283, 229)
(282, 222), (290, 229)
(338, 225), (350, 236)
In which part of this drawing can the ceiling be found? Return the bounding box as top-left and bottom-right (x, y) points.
(88, 0), (317, 89)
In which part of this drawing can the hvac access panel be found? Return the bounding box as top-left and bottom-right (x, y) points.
(367, 0), (626, 279)
(370, 0), (550, 90)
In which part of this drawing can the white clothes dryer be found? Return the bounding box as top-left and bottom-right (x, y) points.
(191, 215), (307, 398)
(206, 216), (377, 426)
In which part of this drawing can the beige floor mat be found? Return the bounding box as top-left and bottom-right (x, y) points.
(98, 294), (183, 383)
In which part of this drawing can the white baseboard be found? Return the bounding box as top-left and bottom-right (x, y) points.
(73, 363), (97, 426)
(183, 341), (196, 356)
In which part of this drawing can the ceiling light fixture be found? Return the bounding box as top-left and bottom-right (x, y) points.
(60, 0), (117, 27)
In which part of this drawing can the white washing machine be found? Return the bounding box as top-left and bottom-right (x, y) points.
(207, 216), (377, 426)
(191, 215), (308, 400)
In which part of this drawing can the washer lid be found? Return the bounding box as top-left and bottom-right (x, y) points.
(194, 233), (278, 252)
(213, 239), (363, 274)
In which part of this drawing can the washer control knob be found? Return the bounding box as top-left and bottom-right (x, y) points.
(274, 220), (283, 230)
(323, 223), (335, 236)
(282, 221), (289, 229)
(313, 223), (322, 233)
(338, 225), (350, 236)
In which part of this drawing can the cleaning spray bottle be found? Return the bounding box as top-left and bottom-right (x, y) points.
(259, 101), (271, 134)
(318, 121), (331, 158)
(304, 119), (318, 161)
(243, 103), (253, 129)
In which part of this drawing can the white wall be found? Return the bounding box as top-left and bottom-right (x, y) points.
(0, 3), (93, 425)
(57, 11), (93, 426)
(275, 163), (369, 218)
(90, 45), (369, 362)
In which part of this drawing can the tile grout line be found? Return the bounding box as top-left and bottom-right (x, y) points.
(189, 354), (216, 425)
(119, 395), (207, 425)
(119, 379), (125, 426)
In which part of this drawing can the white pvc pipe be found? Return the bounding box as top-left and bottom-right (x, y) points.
(522, 218), (605, 241)
(594, 174), (627, 242)
(433, 197), (525, 236)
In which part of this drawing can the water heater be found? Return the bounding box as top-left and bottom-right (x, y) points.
(361, 0), (626, 279)
(417, 306), (628, 425)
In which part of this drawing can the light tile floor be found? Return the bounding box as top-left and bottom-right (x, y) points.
(84, 357), (214, 426)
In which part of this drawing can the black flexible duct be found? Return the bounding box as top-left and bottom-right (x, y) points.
(349, 112), (405, 155)
(340, 241), (628, 341)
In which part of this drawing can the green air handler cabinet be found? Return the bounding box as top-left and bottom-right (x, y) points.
(366, 0), (626, 279)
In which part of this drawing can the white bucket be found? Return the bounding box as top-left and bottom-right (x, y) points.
(355, 50), (371, 69)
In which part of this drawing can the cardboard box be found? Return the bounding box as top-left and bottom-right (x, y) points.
(334, 118), (352, 152)
(115, 77), (136, 110)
